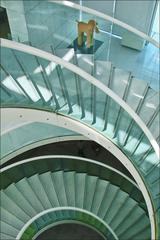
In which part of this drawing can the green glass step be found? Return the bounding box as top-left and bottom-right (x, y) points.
(51, 171), (68, 206)
(28, 174), (52, 209)
(91, 179), (108, 215)
(21, 225), (36, 240)
(119, 217), (150, 239)
(16, 178), (44, 213)
(75, 173), (86, 209)
(83, 175), (98, 211)
(1, 221), (19, 237)
(116, 208), (146, 236)
(63, 171), (75, 207)
(1, 170), (151, 240)
(1, 207), (24, 231)
(110, 196), (137, 230)
(39, 172), (60, 207)
(0, 232), (16, 240)
(98, 184), (118, 219)
(6, 183), (36, 217)
(1, 190), (30, 223)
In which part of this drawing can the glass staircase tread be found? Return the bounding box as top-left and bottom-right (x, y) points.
(34, 217), (47, 232)
(58, 68), (78, 114)
(55, 210), (64, 220)
(119, 216), (150, 239)
(1, 40), (159, 239)
(16, 178), (44, 213)
(33, 217), (45, 231)
(124, 76), (149, 113)
(0, 233), (15, 240)
(0, 86), (16, 103)
(2, 49), (41, 103)
(149, 113), (159, 139)
(37, 57), (66, 109)
(110, 196), (137, 230)
(4, 183), (37, 217)
(34, 54), (61, 109)
(116, 208), (146, 236)
(0, 221), (19, 238)
(1, 206), (24, 230)
(1, 123), (73, 164)
(130, 226), (151, 240)
(51, 171), (68, 206)
(139, 151), (159, 173)
(91, 179), (108, 215)
(1, 64), (30, 102)
(75, 173), (86, 209)
(41, 214), (51, 228)
(28, 174), (52, 209)
(48, 211), (58, 221)
(76, 54), (94, 74)
(97, 184), (118, 219)
(20, 164), (37, 179)
(0, 232), (15, 240)
(111, 67), (131, 98)
(1, 190), (30, 223)
(54, 48), (74, 60)
(150, 180), (160, 199)
(1, 0), (159, 238)
(1, 170), (151, 240)
(13, 50), (57, 106)
(146, 163), (160, 183)
(95, 60), (112, 85)
(83, 175), (98, 211)
(105, 190), (129, 224)
(63, 171), (76, 207)
(39, 172), (60, 207)
(138, 88), (159, 125)
(32, 160), (50, 176)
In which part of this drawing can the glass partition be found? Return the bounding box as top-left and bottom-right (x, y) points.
(1, 0), (159, 91)
(0, 46), (159, 214)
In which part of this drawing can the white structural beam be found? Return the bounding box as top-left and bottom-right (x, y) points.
(2, 155), (139, 189)
(1, 136), (87, 165)
(0, 107), (156, 239)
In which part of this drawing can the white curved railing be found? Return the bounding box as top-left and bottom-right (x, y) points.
(16, 207), (118, 240)
(1, 38), (159, 157)
(50, 0), (159, 48)
(0, 108), (156, 239)
(1, 136), (87, 164)
(33, 219), (105, 240)
(1, 155), (138, 188)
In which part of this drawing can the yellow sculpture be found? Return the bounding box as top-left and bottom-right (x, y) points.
(77, 20), (100, 48)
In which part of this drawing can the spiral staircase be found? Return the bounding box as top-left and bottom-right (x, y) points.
(0, 1), (160, 239)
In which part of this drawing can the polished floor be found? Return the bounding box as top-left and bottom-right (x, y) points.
(3, 0), (160, 91)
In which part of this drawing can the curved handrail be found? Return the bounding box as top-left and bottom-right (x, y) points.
(50, 0), (159, 48)
(0, 107), (156, 239)
(1, 38), (159, 157)
(1, 155), (138, 189)
(33, 219), (106, 240)
(1, 136), (86, 164)
(17, 207), (118, 240)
